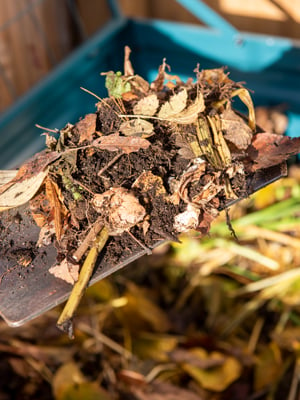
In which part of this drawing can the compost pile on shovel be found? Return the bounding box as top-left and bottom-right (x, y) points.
(1, 47), (300, 334)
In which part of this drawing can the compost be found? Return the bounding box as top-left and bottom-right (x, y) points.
(1, 47), (300, 333)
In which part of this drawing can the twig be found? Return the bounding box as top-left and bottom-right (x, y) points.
(72, 217), (104, 263)
(57, 226), (109, 338)
(35, 124), (59, 133)
(98, 152), (124, 176)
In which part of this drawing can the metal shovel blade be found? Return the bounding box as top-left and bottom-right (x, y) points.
(0, 163), (287, 327)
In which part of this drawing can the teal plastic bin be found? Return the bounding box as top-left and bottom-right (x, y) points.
(1, 0), (300, 168)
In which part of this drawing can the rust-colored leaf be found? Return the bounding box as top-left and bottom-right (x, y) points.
(76, 113), (97, 144)
(45, 177), (69, 241)
(247, 133), (300, 171)
(95, 133), (150, 154)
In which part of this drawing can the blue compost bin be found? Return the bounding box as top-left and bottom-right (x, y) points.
(0, 0), (300, 168)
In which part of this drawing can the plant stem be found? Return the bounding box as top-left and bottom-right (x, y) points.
(57, 226), (109, 337)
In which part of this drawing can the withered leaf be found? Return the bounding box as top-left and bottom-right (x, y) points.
(0, 169), (49, 212)
(231, 88), (256, 131)
(49, 258), (79, 285)
(247, 133), (300, 171)
(151, 58), (169, 92)
(121, 91), (139, 101)
(95, 133), (150, 154)
(132, 171), (167, 197)
(221, 107), (253, 149)
(164, 93), (205, 124)
(45, 176), (69, 241)
(76, 113), (97, 144)
(124, 45), (134, 76)
(0, 150), (59, 197)
(158, 88), (188, 119)
(92, 187), (146, 235)
(120, 118), (154, 138)
(133, 94), (159, 116)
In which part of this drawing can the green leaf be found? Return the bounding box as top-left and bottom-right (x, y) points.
(105, 71), (131, 98)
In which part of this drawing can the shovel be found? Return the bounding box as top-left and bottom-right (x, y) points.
(0, 162), (286, 327)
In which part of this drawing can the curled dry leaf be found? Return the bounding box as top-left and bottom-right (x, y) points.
(158, 88), (188, 119)
(76, 113), (97, 144)
(151, 57), (169, 92)
(120, 118), (154, 138)
(0, 150), (61, 212)
(95, 133), (151, 154)
(45, 177), (69, 241)
(92, 187), (146, 235)
(124, 45), (135, 76)
(165, 92), (205, 124)
(49, 258), (80, 285)
(221, 107), (253, 149)
(0, 150), (60, 196)
(0, 169), (49, 212)
(133, 94), (159, 116)
(231, 88), (256, 131)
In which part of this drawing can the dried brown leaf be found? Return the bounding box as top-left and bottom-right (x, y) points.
(0, 169), (49, 212)
(120, 119), (154, 138)
(197, 208), (219, 236)
(45, 177), (69, 241)
(92, 188), (146, 235)
(122, 91), (139, 101)
(221, 107), (253, 149)
(165, 93), (205, 124)
(158, 88), (188, 119)
(231, 88), (256, 131)
(133, 94), (159, 116)
(124, 45), (134, 76)
(247, 133), (300, 171)
(76, 113), (97, 144)
(151, 58), (169, 92)
(96, 133), (151, 154)
(132, 171), (167, 197)
(49, 258), (79, 285)
(0, 150), (59, 197)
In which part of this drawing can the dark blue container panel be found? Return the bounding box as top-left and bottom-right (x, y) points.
(1, 16), (300, 168)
